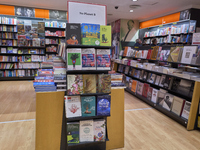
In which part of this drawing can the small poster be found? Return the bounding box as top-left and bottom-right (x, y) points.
(15, 7), (35, 17)
(192, 33), (200, 45)
(49, 10), (67, 20)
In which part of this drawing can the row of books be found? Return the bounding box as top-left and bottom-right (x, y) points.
(65, 95), (110, 118)
(67, 74), (111, 95)
(0, 56), (18, 62)
(1, 17), (17, 25)
(67, 48), (110, 70)
(66, 23), (111, 46)
(0, 69), (36, 77)
(1, 47), (18, 53)
(1, 39), (18, 46)
(18, 62), (41, 69)
(18, 55), (45, 62)
(45, 39), (58, 44)
(45, 21), (66, 28)
(18, 49), (45, 54)
(18, 36), (45, 47)
(0, 25), (17, 32)
(125, 77), (191, 120)
(67, 119), (106, 144)
(45, 30), (65, 37)
(46, 46), (57, 52)
(1, 32), (18, 39)
(0, 63), (18, 69)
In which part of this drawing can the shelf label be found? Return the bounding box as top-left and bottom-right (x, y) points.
(159, 25), (163, 27)
(134, 46), (139, 48)
(173, 22), (177, 24)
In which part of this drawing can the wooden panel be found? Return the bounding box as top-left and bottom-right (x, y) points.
(36, 91), (65, 150)
(0, 5), (15, 16)
(35, 9), (49, 19)
(106, 88), (124, 150)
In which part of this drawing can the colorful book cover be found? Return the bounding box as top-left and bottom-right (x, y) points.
(81, 23), (100, 46)
(150, 46), (159, 60)
(157, 89), (167, 106)
(81, 96), (96, 117)
(93, 119), (106, 141)
(83, 75), (96, 93)
(131, 80), (137, 93)
(136, 82), (144, 95)
(142, 83), (149, 98)
(64, 96), (81, 118)
(67, 75), (83, 95)
(147, 73), (156, 84)
(97, 95), (111, 116)
(82, 48), (96, 70)
(146, 49), (152, 59)
(67, 123), (79, 143)
(80, 120), (94, 142)
(96, 49), (110, 70)
(123, 47), (128, 56)
(159, 75), (166, 87)
(124, 66), (130, 75)
(67, 48), (82, 70)
(100, 25), (111, 46)
(66, 23), (81, 45)
(147, 87), (153, 101)
(181, 46), (198, 64)
(98, 74), (111, 93)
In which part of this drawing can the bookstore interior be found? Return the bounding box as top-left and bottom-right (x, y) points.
(1, 0), (200, 150)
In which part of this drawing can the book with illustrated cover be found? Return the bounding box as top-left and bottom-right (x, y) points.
(67, 75), (83, 95)
(155, 75), (161, 85)
(129, 68), (135, 76)
(147, 73), (156, 84)
(129, 79), (133, 90)
(157, 89), (167, 106)
(66, 23), (81, 45)
(162, 93), (174, 111)
(7, 47), (13, 53)
(81, 96), (95, 117)
(100, 25), (111, 46)
(181, 101), (191, 120)
(163, 76), (173, 89)
(64, 96), (81, 118)
(118, 64), (122, 72)
(97, 74), (111, 93)
(80, 120), (94, 142)
(123, 47), (128, 57)
(17, 20), (25, 34)
(83, 75), (96, 93)
(131, 80), (137, 93)
(171, 96), (185, 116)
(67, 123), (79, 143)
(136, 82), (144, 95)
(142, 83), (149, 98)
(93, 119), (106, 141)
(143, 71), (148, 81)
(147, 87), (153, 101)
(139, 70), (144, 80)
(151, 88), (159, 103)
(181, 46), (198, 64)
(150, 46), (159, 60)
(81, 23), (100, 46)
(167, 46), (183, 62)
(67, 48), (82, 70)
(82, 48), (96, 70)
(96, 49), (110, 70)
(97, 95), (111, 116)
(146, 49), (152, 59)
(159, 75), (166, 87)
(124, 66), (130, 75)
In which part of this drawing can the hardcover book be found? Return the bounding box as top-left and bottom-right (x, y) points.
(83, 75), (96, 93)
(97, 95), (111, 116)
(81, 23), (100, 46)
(147, 87), (153, 101)
(97, 74), (111, 93)
(131, 80), (138, 93)
(171, 96), (185, 116)
(157, 89), (167, 106)
(150, 46), (159, 60)
(100, 25), (111, 46)
(79, 120), (94, 142)
(181, 101), (191, 120)
(151, 88), (159, 103)
(162, 93), (174, 111)
(96, 49), (110, 70)
(64, 96), (81, 118)
(181, 46), (198, 64)
(142, 83), (150, 98)
(81, 96), (96, 117)
(67, 75), (83, 95)
(67, 123), (79, 143)
(67, 48), (82, 70)
(82, 48), (96, 70)
(136, 82), (144, 95)
(167, 47), (183, 62)
(93, 119), (106, 141)
(66, 23), (81, 45)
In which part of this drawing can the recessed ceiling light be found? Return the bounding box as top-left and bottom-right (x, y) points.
(132, 0), (138, 1)
(130, 10), (134, 12)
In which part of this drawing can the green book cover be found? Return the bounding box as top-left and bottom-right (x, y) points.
(67, 48), (82, 70)
(81, 23), (100, 46)
(81, 96), (96, 117)
(100, 25), (111, 46)
(67, 123), (79, 143)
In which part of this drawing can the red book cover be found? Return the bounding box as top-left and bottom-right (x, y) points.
(146, 49), (152, 59)
(142, 83), (150, 98)
(180, 100), (186, 116)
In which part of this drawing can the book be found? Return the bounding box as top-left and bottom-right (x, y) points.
(147, 73), (156, 84)
(151, 88), (159, 103)
(150, 46), (159, 60)
(93, 119), (106, 141)
(136, 82), (144, 95)
(79, 120), (94, 142)
(83, 75), (96, 93)
(181, 46), (198, 64)
(64, 96), (81, 118)
(81, 96), (96, 117)
(67, 48), (82, 70)
(67, 75), (83, 95)
(167, 47), (183, 62)
(133, 70), (140, 78)
(129, 79), (133, 90)
(181, 101), (191, 120)
(159, 75), (166, 87)
(143, 71), (148, 81)
(142, 83), (149, 98)
(146, 49), (152, 59)
(125, 66), (130, 75)
(163, 76), (173, 89)
(171, 96), (185, 116)
(96, 49), (110, 70)
(139, 70), (144, 80)
(97, 95), (111, 116)
(81, 23), (100, 46)
(97, 74), (111, 93)
(82, 48), (96, 70)
(66, 23), (81, 45)
(131, 80), (137, 93)
(67, 123), (79, 143)
(100, 25), (111, 46)
(123, 47), (128, 57)
(157, 89), (167, 106)
(147, 87), (153, 101)
(162, 93), (174, 111)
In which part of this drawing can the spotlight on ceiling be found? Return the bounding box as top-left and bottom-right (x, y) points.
(130, 10), (134, 12)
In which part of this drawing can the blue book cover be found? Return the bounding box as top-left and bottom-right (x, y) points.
(35, 76), (54, 80)
(33, 82), (55, 87)
(97, 95), (111, 116)
(81, 96), (96, 117)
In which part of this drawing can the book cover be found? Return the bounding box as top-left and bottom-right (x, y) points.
(171, 96), (185, 116)
(81, 96), (95, 117)
(136, 82), (144, 95)
(167, 47), (183, 62)
(142, 83), (149, 98)
(123, 47), (128, 57)
(93, 119), (106, 141)
(81, 23), (100, 46)
(159, 75), (166, 87)
(98, 74), (111, 93)
(151, 88), (159, 103)
(131, 80), (137, 93)
(96, 49), (110, 70)
(67, 75), (83, 95)
(67, 48), (82, 70)
(83, 75), (96, 93)
(65, 96), (81, 118)
(66, 23), (81, 45)
(181, 46), (198, 64)
(124, 66), (130, 75)
(139, 70), (144, 80)
(163, 76), (173, 89)
(157, 89), (167, 106)
(150, 46), (159, 60)
(97, 95), (111, 116)
(129, 79), (133, 90)
(147, 73), (156, 84)
(181, 101), (191, 120)
(147, 87), (153, 101)
(100, 25), (111, 46)
(67, 123), (79, 143)
(143, 71), (148, 81)
(79, 120), (94, 142)
(82, 48), (96, 70)
(162, 93), (174, 111)
(155, 75), (161, 85)
(129, 68), (135, 77)
(146, 49), (152, 59)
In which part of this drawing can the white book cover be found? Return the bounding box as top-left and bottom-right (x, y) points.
(13, 48), (18, 54)
(159, 75), (166, 87)
(67, 48), (82, 70)
(31, 55), (39, 62)
(171, 96), (184, 116)
(64, 96), (81, 118)
(80, 120), (94, 142)
(181, 101), (191, 120)
(162, 93), (174, 111)
(96, 49), (110, 70)
(181, 46), (198, 64)
(93, 119), (106, 141)
(151, 88), (159, 103)
(82, 48), (96, 70)
(155, 75), (161, 85)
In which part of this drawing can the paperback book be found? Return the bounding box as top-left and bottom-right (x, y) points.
(97, 95), (111, 116)
(67, 75), (83, 95)
(142, 83), (149, 98)
(131, 80), (137, 93)
(67, 48), (82, 70)
(97, 74), (111, 93)
(79, 120), (94, 142)
(162, 93), (174, 111)
(167, 47), (183, 62)
(66, 23), (81, 45)
(81, 96), (96, 117)
(151, 88), (159, 103)
(100, 25), (111, 46)
(171, 96), (185, 116)
(136, 82), (144, 95)
(147, 87), (153, 101)
(96, 49), (110, 70)
(67, 123), (79, 143)
(82, 48), (96, 70)
(181, 46), (198, 64)
(83, 75), (96, 93)
(181, 101), (191, 120)
(150, 46), (159, 60)
(157, 89), (167, 106)
(94, 119), (106, 141)
(159, 75), (166, 87)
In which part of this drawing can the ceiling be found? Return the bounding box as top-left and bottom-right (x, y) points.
(1, 0), (200, 23)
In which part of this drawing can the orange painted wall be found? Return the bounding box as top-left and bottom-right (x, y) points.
(139, 12), (180, 29)
(35, 9), (49, 19)
(0, 5), (15, 16)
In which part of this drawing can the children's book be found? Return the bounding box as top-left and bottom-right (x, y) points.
(100, 25), (111, 46)
(97, 95), (111, 116)
(66, 23), (81, 45)
(67, 122), (79, 143)
(67, 48), (82, 70)
(96, 49), (110, 70)
(81, 96), (96, 117)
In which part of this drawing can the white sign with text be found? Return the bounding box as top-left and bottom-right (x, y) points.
(192, 33), (200, 45)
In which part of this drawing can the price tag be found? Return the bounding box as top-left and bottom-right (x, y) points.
(159, 25), (163, 27)
(151, 47), (154, 48)
(134, 46), (139, 48)
(173, 22), (177, 24)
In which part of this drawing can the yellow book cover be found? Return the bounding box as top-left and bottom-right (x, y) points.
(131, 80), (137, 93)
(150, 46), (159, 60)
(168, 46), (183, 62)
(83, 75), (96, 93)
(100, 25), (111, 46)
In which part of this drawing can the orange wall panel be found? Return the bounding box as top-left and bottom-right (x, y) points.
(0, 5), (15, 16)
(35, 9), (49, 19)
